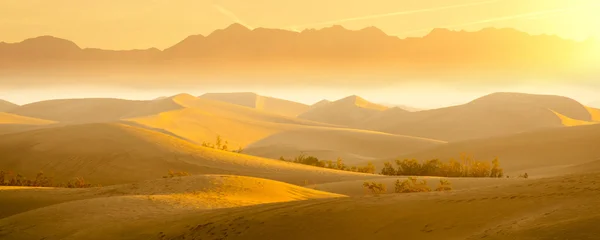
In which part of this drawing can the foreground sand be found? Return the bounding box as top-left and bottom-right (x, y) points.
(133, 172), (600, 240)
(0, 175), (343, 240)
(2, 172), (597, 239)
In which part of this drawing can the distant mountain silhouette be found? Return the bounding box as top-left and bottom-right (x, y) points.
(1, 24), (598, 81)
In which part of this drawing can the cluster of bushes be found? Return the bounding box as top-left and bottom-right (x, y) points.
(163, 170), (191, 178)
(363, 178), (453, 195)
(0, 170), (96, 188)
(381, 155), (504, 178)
(280, 154), (376, 174)
(201, 135), (244, 153)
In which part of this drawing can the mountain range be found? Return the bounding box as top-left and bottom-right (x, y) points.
(1, 24), (598, 86)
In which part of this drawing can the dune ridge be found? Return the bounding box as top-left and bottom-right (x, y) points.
(0, 112), (55, 125)
(199, 92), (310, 117)
(0, 122), (379, 186)
(374, 123), (600, 175)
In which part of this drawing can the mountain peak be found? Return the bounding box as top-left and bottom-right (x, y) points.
(224, 23), (252, 32)
(19, 35), (80, 50)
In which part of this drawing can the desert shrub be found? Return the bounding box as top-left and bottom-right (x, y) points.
(363, 181), (387, 195)
(357, 162), (376, 174)
(490, 158), (504, 178)
(288, 154), (376, 174)
(382, 155), (504, 178)
(395, 159), (422, 176)
(163, 170), (191, 178)
(394, 177), (431, 193)
(435, 179), (453, 192)
(0, 170), (94, 188)
(380, 161), (396, 175)
(65, 177), (93, 188)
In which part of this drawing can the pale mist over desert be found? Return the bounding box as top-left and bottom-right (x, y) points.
(1, 0), (600, 240)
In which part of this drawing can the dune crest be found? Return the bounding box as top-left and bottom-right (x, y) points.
(200, 92), (310, 117)
(299, 95), (387, 126)
(0, 100), (18, 112)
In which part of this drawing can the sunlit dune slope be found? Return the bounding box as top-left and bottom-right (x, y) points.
(299, 95), (388, 126)
(243, 128), (444, 164)
(0, 112), (55, 125)
(128, 94), (441, 162)
(97, 172), (600, 240)
(550, 109), (597, 126)
(365, 92), (594, 141)
(0, 100), (18, 112)
(0, 122), (375, 185)
(0, 175), (343, 240)
(199, 92), (310, 117)
(8, 97), (183, 123)
(585, 106), (600, 122)
(376, 124), (600, 175)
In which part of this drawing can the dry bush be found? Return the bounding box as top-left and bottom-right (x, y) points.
(163, 170), (191, 178)
(363, 181), (387, 195)
(435, 179), (453, 192)
(383, 155), (504, 178)
(394, 177), (432, 193)
(0, 170), (94, 188)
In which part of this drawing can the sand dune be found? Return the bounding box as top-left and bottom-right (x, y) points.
(551, 109), (597, 126)
(243, 128), (444, 164)
(0, 100), (18, 112)
(8, 97), (183, 123)
(364, 92), (595, 141)
(0, 175), (343, 240)
(61, 171), (599, 240)
(374, 124), (600, 176)
(129, 94), (441, 163)
(0, 122), (377, 186)
(299, 95), (388, 126)
(0, 112), (55, 125)
(586, 106), (600, 122)
(199, 92), (310, 117)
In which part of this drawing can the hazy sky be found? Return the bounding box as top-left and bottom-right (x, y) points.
(1, 0), (599, 49)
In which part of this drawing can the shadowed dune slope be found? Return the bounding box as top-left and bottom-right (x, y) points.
(0, 122), (376, 186)
(0, 100), (18, 112)
(0, 175), (343, 240)
(364, 92), (594, 141)
(75, 172), (600, 240)
(374, 124), (600, 175)
(8, 97), (183, 123)
(199, 92), (310, 117)
(243, 128), (445, 164)
(299, 95), (388, 126)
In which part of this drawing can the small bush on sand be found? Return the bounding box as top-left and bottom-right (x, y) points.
(435, 179), (453, 192)
(363, 181), (387, 195)
(163, 170), (191, 178)
(394, 177), (432, 193)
